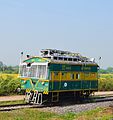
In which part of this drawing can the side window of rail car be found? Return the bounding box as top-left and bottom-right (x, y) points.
(52, 72), (59, 80)
(70, 73), (74, 80)
(61, 72), (67, 80)
(76, 73), (80, 80)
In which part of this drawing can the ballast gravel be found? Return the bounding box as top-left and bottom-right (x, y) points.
(38, 101), (113, 114)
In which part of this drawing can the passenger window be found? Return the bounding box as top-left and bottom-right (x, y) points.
(54, 72), (59, 76)
(76, 73), (80, 79)
(54, 72), (59, 80)
(70, 73), (74, 80)
(61, 72), (67, 80)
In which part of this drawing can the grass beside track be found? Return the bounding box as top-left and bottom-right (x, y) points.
(0, 100), (25, 106)
(0, 107), (113, 120)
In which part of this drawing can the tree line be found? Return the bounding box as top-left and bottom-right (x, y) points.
(99, 67), (113, 74)
(0, 61), (19, 74)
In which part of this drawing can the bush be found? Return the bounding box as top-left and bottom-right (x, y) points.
(98, 74), (113, 91)
(0, 74), (21, 95)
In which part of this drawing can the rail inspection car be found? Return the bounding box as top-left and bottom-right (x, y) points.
(20, 49), (99, 104)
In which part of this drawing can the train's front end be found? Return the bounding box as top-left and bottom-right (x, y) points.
(19, 56), (50, 104)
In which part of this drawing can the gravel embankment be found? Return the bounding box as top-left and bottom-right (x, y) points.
(39, 101), (113, 114)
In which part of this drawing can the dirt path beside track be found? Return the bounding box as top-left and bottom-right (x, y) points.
(95, 91), (113, 96)
(0, 95), (24, 102)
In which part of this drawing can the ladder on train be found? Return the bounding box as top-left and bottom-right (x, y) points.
(52, 92), (59, 102)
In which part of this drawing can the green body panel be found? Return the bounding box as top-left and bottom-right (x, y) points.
(21, 79), (98, 92)
(21, 79), (33, 90)
(35, 81), (49, 92)
(21, 79), (49, 92)
(90, 80), (98, 89)
(49, 80), (98, 91)
(60, 80), (82, 90)
(49, 63), (98, 72)
(82, 81), (91, 89)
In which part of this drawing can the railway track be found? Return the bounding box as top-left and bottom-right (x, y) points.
(0, 104), (46, 111)
(0, 95), (113, 112)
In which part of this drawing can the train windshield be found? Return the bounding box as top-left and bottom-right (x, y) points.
(20, 64), (47, 79)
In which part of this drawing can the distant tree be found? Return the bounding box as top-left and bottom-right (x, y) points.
(0, 61), (19, 74)
(99, 69), (108, 74)
(0, 61), (5, 71)
(0, 61), (3, 67)
(99, 67), (113, 74)
(4, 66), (19, 74)
(106, 67), (113, 73)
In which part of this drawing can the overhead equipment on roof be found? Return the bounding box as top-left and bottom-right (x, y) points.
(40, 49), (95, 63)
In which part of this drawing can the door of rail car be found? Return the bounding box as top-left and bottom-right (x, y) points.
(51, 72), (61, 91)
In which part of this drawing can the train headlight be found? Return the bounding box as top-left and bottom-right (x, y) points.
(42, 82), (45, 85)
(17, 88), (21, 92)
(22, 80), (26, 84)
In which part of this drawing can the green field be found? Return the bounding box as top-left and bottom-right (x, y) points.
(0, 107), (113, 120)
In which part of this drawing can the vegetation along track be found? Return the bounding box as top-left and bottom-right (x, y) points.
(1, 96), (113, 113)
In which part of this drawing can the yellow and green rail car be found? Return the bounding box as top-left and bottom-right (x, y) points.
(20, 49), (99, 104)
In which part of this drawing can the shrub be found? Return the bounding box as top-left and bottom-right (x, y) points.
(0, 74), (21, 95)
(98, 74), (113, 91)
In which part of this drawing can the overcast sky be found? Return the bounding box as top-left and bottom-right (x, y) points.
(0, 0), (113, 68)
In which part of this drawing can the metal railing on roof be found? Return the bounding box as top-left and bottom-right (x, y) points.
(40, 49), (95, 63)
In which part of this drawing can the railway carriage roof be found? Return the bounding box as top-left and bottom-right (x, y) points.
(50, 60), (98, 66)
(21, 49), (98, 66)
(23, 56), (98, 66)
